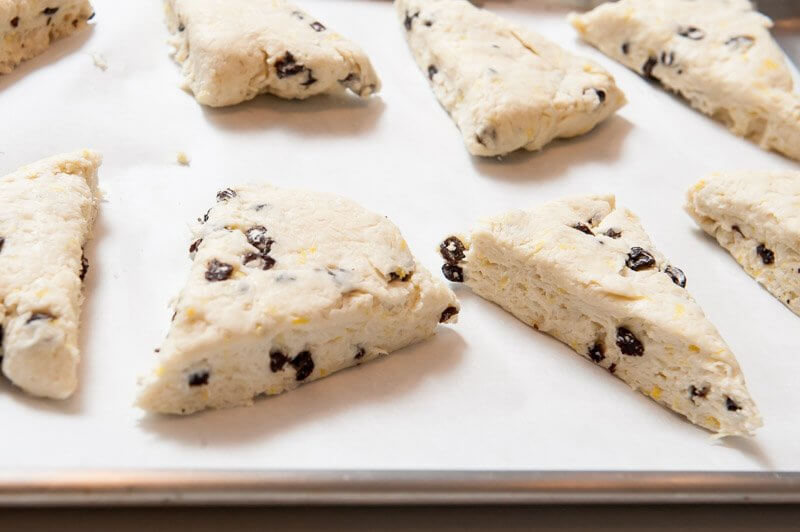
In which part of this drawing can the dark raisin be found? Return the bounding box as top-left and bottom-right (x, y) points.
(355, 346), (365, 360)
(475, 134), (486, 146)
(664, 265), (686, 288)
(290, 351), (314, 381)
(79, 253), (89, 281)
(732, 225), (744, 237)
(756, 244), (774, 265)
(245, 226), (273, 253)
(243, 252), (260, 265)
(621, 42), (629, 55)
(424, 20), (432, 27)
(595, 89), (606, 103)
(689, 385), (709, 402)
(427, 64), (438, 80)
(604, 228), (621, 239)
(310, 21), (325, 32)
(440, 306), (459, 323)
(725, 35), (754, 51)
(42, 7), (59, 15)
(608, 363), (617, 374)
(642, 56), (658, 80)
(72, 18), (78, 27)
(660, 51), (675, 66)
(0, 236), (5, 252)
(198, 209), (211, 223)
(616, 327), (644, 356)
(178, 23), (185, 32)
(572, 223), (594, 236)
(88, 11), (95, 20)
(270, 351), (288, 372)
(403, 10), (420, 30)
(188, 370), (209, 386)
(339, 72), (359, 89)
(440, 236), (465, 264)
(725, 397), (741, 411)
(189, 238), (203, 254)
(10, 17), (19, 28)
(261, 255), (276, 270)
(588, 343), (605, 363)
(26, 312), (54, 324)
(442, 263), (464, 283)
(626, 247), (656, 271)
(205, 259), (234, 281)
(678, 26), (705, 40)
(216, 188), (236, 201)
(275, 51), (305, 78)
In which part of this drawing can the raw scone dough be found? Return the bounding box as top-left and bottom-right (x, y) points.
(0, 150), (101, 399)
(439, 195), (761, 436)
(396, 0), (625, 157)
(164, 0), (381, 107)
(138, 184), (459, 415)
(569, 0), (800, 161)
(686, 171), (800, 317)
(0, 0), (94, 74)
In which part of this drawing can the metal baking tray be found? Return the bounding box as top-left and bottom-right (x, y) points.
(1, 0), (798, 505)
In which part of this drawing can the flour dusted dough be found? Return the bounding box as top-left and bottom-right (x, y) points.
(0, 0), (94, 74)
(687, 171), (800, 317)
(0, 150), (101, 399)
(569, 0), (800, 161)
(164, 0), (381, 107)
(439, 195), (761, 436)
(138, 184), (459, 415)
(395, 0), (625, 157)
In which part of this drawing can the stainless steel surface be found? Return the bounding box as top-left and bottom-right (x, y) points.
(0, 471), (799, 506)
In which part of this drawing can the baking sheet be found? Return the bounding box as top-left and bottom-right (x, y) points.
(1, 0), (799, 479)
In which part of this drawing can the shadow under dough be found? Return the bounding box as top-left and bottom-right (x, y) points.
(0, 26), (94, 92)
(200, 91), (386, 136)
(138, 327), (466, 445)
(470, 114), (634, 182)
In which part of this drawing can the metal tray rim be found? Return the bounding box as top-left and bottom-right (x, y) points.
(1, 470), (799, 506)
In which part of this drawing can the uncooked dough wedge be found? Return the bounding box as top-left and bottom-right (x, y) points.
(396, 0), (625, 157)
(0, 0), (94, 74)
(164, 0), (381, 107)
(439, 195), (761, 436)
(138, 184), (459, 415)
(687, 170), (800, 317)
(0, 150), (101, 399)
(569, 0), (800, 161)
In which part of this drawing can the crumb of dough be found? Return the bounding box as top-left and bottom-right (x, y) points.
(90, 53), (108, 71)
(177, 152), (191, 166)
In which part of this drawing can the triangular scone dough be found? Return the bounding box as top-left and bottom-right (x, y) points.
(569, 0), (800, 161)
(439, 195), (761, 436)
(0, 150), (101, 399)
(138, 185), (459, 415)
(0, 1), (95, 74)
(164, 0), (381, 107)
(687, 171), (800, 317)
(396, 0), (625, 157)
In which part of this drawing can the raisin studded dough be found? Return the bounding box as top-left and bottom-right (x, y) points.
(439, 195), (761, 436)
(395, 0), (625, 157)
(687, 171), (800, 317)
(138, 185), (459, 415)
(0, 0), (94, 74)
(569, 0), (800, 162)
(0, 150), (101, 399)
(164, 0), (381, 107)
